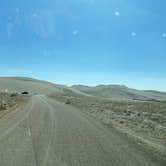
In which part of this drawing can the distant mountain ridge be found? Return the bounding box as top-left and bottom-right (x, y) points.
(0, 77), (166, 102)
(71, 85), (166, 101)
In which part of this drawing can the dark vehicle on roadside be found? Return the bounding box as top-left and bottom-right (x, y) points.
(21, 91), (29, 95)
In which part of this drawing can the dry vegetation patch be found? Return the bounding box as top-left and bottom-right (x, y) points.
(0, 92), (28, 118)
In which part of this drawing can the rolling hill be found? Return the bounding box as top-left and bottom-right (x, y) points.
(0, 77), (64, 94)
(71, 84), (166, 101)
(1, 77), (166, 102)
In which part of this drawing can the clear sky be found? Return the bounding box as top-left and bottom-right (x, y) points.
(0, 0), (166, 91)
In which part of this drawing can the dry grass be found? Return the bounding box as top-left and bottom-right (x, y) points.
(0, 93), (14, 111)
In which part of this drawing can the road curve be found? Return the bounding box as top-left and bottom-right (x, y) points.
(0, 95), (165, 166)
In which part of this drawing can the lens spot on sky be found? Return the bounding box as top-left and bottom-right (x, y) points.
(73, 30), (79, 36)
(114, 11), (120, 16)
(131, 32), (137, 37)
(162, 33), (166, 38)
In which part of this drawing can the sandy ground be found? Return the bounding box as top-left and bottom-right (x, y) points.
(0, 95), (165, 166)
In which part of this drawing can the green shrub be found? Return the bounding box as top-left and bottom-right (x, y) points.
(0, 103), (7, 111)
(65, 99), (71, 104)
(10, 93), (18, 97)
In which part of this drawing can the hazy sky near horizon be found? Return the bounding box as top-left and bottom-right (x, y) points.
(0, 0), (166, 91)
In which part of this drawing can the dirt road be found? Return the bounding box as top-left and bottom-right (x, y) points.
(0, 95), (165, 166)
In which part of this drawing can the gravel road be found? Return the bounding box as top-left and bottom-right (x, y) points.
(0, 95), (165, 166)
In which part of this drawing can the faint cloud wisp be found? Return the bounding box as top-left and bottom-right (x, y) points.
(31, 9), (56, 39)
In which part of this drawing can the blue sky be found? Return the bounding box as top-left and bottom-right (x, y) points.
(0, 0), (166, 90)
